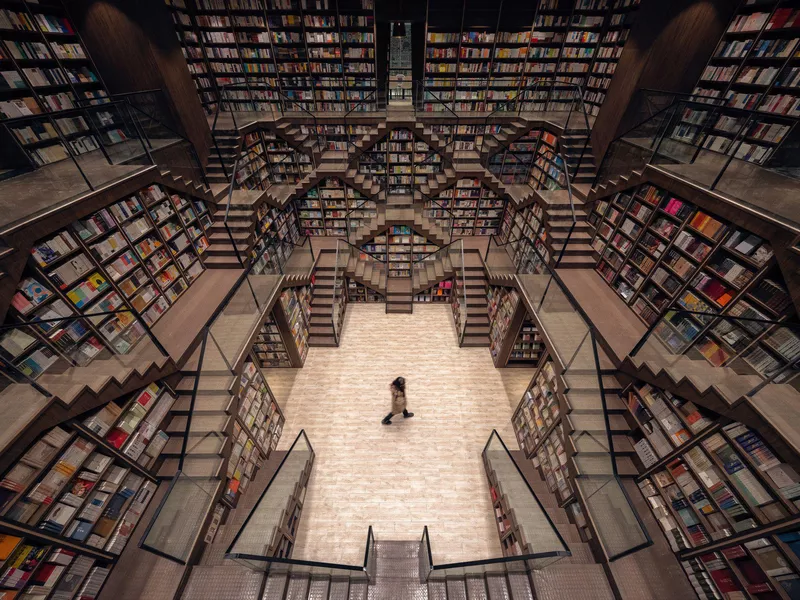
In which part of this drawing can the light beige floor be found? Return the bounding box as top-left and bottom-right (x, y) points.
(267, 303), (533, 566)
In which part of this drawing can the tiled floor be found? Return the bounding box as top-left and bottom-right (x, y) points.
(266, 304), (534, 566)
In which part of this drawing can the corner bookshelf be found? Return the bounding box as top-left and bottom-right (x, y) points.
(689, 0), (800, 166)
(347, 278), (383, 302)
(166, 0), (377, 114)
(256, 285), (312, 369)
(623, 379), (800, 599)
(0, 183), (211, 380)
(588, 181), (799, 381)
(414, 279), (452, 303)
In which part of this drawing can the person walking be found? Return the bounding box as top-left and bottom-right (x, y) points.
(381, 377), (414, 425)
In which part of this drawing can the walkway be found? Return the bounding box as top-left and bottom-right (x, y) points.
(267, 304), (534, 565)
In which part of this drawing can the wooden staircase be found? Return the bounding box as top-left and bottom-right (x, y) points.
(477, 118), (532, 161)
(561, 133), (598, 185)
(539, 189), (596, 269)
(461, 250), (491, 347)
(307, 248), (340, 347)
(204, 189), (264, 269)
(158, 345), (234, 481)
(349, 202), (450, 248)
(208, 130), (241, 184)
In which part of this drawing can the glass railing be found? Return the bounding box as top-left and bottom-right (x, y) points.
(515, 267), (652, 561)
(137, 259), (286, 563)
(594, 96), (800, 230)
(420, 430), (570, 580)
(331, 240), (349, 345)
(0, 91), (208, 233)
(630, 307), (800, 408)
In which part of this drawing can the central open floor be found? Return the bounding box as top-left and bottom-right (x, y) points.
(267, 304), (534, 565)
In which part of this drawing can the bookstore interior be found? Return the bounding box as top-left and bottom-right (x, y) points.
(1, 0), (800, 598)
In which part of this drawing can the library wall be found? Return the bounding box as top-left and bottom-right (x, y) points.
(590, 0), (740, 160)
(64, 0), (212, 162)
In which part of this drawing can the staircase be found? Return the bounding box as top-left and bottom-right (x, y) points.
(561, 133), (597, 185)
(158, 350), (233, 481)
(538, 189), (595, 269)
(461, 250), (490, 347)
(208, 130), (241, 184)
(349, 202), (449, 248)
(274, 122), (324, 167)
(478, 118), (533, 162)
(307, 248), (339, 347)
(204, 190), (263, 269)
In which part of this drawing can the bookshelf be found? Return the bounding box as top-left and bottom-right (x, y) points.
(254, 313), (292, 367)
(421, 1), (638, 115)
(224, 360), (284, 506)
(361, 226), (439, 279)
(0, 530), (120, 600)
(508, 316), (543, 366)
(0, 183), (210, 380)
(512, 359), (561, 458)
(0, 422), (158, 559)
(347, 277), (383, 302)
(689, 0), (800, 166)
(414, 279), (452, 303)
(530, 420), (573, 504)
(500, 201), (550, 272)
(588, 181), (798, 382)
(81, 382), (176, 474)
(166, 0), (377, 114)
(355, 127), (445, 196)
(430, 178), (504, 236)
(0, 0), (110, 122)
(626, 380), (800, 599)
(487, 286), (519, 366)
(297, 175), (375, 236)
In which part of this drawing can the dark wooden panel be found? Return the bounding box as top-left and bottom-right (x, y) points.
(591, 0), (740, 163)
(64, 0), (211, 164)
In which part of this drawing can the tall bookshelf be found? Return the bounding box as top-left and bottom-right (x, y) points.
(588, 181), (799, 381)
(500, 201), (551, 270)
(486, 129), (564, 191)
(414, 279), (452, 303)
(0, 183), (211, 380)
(347, 278), (384, 302)
(422, 0), (639, 115)
(165, 0), (377, 114)
(689, 0), (800, 166)
(623, 379), (800, 599)
(430, 179), (504, 236)
(225, 359), (284, 506)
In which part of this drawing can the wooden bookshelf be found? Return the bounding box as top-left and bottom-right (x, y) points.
(165, 0), (377, 114)
(297, 175), (375, 236)
(431, 178), (504, 236)
(689, 0), (800, 166)
(626, 380), (800, 600)
(508, 317), (544, 366)
(0, 183), (210, 380)
(530, 421), (573, 503)
(512, 359), (561, 457)
(256, 285), (311, 367)
(347, 277), (383, 302)
(414, 279), (452, 303)
(0, 0), (113, 166)
(0, 422), (158, 557)
(360, 226), (439, 279)
(265, 444), (313, 559)
(588, 181), (799, 382)
(500, 201), (551, 271)
(421, 0), (639, 115)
